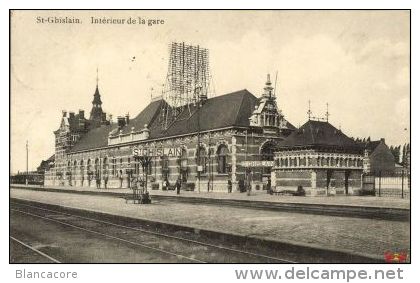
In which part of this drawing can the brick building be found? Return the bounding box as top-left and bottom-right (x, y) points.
(272, 120), (364, 196)
(44, 75), (295, 192)
(362, 139), (396, 174)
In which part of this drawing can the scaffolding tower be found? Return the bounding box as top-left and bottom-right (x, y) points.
(160, 42), (212, 130)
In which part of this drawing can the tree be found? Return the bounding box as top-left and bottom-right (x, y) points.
(402, 144), (407, 166)
(390, 145), (401, 164)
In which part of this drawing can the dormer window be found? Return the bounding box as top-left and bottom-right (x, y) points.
(249, 74), (286, 129)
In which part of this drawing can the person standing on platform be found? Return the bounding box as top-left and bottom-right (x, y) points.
(227, 179), (232, 193)
(163, 178), (169, 191)
(267, 178), (271, 194)
(176, 177), (181, 195)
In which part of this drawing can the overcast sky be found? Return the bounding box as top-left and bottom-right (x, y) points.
(11, 10), (410, 173)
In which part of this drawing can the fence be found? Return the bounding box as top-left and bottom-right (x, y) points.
(362, 170), (410, 199)
(10, 173), (45, 186)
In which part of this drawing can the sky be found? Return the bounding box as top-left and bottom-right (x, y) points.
(10, 10), (410, 173)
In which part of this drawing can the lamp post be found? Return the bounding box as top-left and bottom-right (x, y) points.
(208, 145), (214, 191)
(137, 154), (152, 194)
(197, 99), (202, 193)
(26, 140), (28, 185)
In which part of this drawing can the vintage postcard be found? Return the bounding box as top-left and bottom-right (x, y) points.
(10, 10), (410, 267)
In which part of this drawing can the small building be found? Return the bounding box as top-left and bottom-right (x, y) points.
(36, 154), (55, 174)
(362, 139), (395, 175)
(272, 119), (364, 196)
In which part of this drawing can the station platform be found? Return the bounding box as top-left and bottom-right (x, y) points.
(10, 188), (410, 261)
(11, 184), (410, 209)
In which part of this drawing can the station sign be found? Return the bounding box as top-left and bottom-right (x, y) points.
(132, 146), (183, 157)
(240, 161), (275, 167)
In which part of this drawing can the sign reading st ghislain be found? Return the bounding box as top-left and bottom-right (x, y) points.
(132, 147), (182, 157)
(36, 16), (81, 24)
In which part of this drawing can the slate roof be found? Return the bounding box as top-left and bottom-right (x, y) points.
(363, 140), (381, 152)
(279, 120), (360, 151)
(53, 113), (88, 135)
(70, 124), (117, 152)
(69, 89), (295, 152)
(92, 86), (102, 105)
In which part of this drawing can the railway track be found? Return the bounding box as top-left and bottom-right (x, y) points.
(10, 236), (61, 263)
(10, 201), (296, 263)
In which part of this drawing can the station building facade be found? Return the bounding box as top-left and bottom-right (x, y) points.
(45, 75), (295, 192)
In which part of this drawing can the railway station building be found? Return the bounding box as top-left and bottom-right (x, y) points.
(44, 75), (296, 192)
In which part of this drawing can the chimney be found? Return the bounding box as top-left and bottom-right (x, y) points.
(125, 113), (130, 125)
(117, 116), (126, 128)
(380, 138), (385, 143)
(78, 109), (85, 119)
(62, 110), (67, 117)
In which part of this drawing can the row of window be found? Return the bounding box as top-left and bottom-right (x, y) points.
(277, 156), (363, 167)
(62, 145), (231, 176)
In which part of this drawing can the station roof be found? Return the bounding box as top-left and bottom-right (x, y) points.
(279, 120), (361, 152)
(70, 89), (294, 153)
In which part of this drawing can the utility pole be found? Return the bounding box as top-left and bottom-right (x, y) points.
(197, 100), (201, 193)
(26, 140), (28, 185)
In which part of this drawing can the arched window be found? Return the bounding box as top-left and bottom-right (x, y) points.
(161, 155), (170, 180)
(260, 141), (277, 174)
(80, 160), (84, 177)
(260, 142), (276, 161)
(197, 146), (207, 173)
(67, 161), (71, 175)
(103, 157), (108, 175)
(94, 158), (100, 176)
(73, 160), (77, 175)
(87, 159), (92, 173)
(217, 145), (229, 173)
